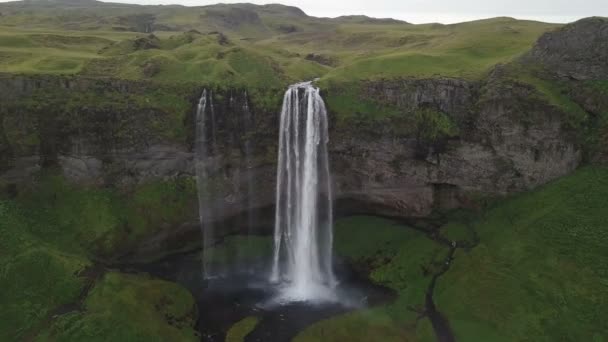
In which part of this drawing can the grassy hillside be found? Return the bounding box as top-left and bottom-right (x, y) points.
(435, 166), (608, 341)
(0, 171), (200, 340)
(0, 1), (559, 86)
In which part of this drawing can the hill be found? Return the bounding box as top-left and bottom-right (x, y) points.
(0, 0), (560, 86)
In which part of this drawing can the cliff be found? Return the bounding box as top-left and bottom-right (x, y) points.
(0, 18), (606, 260)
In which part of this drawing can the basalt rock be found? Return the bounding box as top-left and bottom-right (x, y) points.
(523, 17), (608, 80)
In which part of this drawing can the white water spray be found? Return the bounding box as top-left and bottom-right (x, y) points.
(270, 82), (336, 302)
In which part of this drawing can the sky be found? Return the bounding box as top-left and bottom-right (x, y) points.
(94, 0), (608, 24)
(0, 0), (606, 23)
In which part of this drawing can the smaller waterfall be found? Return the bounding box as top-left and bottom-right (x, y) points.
(196, 89), (260, 279)
(271, 82), (336, 302)
(242, 91), (257, 271)
(195, 89), (216, 279)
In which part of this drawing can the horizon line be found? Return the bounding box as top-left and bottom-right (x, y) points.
(0, 0), (598, 24)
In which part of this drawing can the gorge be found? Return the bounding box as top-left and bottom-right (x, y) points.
(0, 1), (607, 341)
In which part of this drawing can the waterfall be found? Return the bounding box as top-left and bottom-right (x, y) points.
(196, 89), (259, 279)
(270, 82), (336, 302)
(195, 89), (216, 279)
(242, 91), (257, 270)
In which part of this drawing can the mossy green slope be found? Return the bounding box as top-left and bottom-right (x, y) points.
(9, 173), (198, 259)
(226, 316), (260, 342)
(0, 199), (90, 340)
(296, 216), (446, 342)
(0, 1), (559, 86)
(0, 172), (200, 340)
(435, 166), (608, 341)
(297, 166), (608, 341)
(37, 272), (198, 342)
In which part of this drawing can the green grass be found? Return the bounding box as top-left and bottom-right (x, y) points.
(226, 316), (260, 342)
(0, 172), (202, 340)
(125, 177), (198, 246)
(296, 216), (447, 342)
(37, 272), (199, 341)
(322, 83), (401, 122)
(3, 82), (196, 147)
(0, 201), (90, 340)
(306, 18), (558, 82)
(435, 166), (608, 341)
(0, 2), (559, 86)
(512, 69), (588, 128)
(7, 171), (198, 259)
(499, 63), (607, 159)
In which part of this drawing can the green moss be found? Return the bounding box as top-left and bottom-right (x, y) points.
(0, 200), (90, 341)
(322, 83), (459, 146)
(500, 63), (606, 159)
(297, 216), (448, 341)
(587, 80), (608, 95)
(435, 166), (608, 341)
(9, 172), (197, 258)
(414, 108), (459, 140)
(125, 177), (198, 243)
(517, 73), (588, 129)
(3, 85), (194, 149)
(15, 173), (124, 256)
(202, 235), (272, 269)
(528, 77), (608, 160)
(440, 220), (477, 246)
(226, 316), (259, 342)
(38, 272), (199, 341)
(321, 82), (401, 122)
(0, 176), (200, 340)
(300, 168), (608, 341)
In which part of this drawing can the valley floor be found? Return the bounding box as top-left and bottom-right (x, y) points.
(1, 166), (607, 341)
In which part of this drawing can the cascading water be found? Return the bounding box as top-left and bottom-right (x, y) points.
(197, 89), (259, 279)
(242, 91), (257, 271)
(270, 81), (336, 302)
(195, 89), (216, 279)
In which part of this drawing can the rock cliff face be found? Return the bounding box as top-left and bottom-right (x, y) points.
(2, 17), (605, 258)
(0, 72), (581, 219)
(0, 75), (196, 181)
(330, 73), (581, 218)
(524, 17), (608, 80)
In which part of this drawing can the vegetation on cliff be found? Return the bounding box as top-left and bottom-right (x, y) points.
(0, 176), (200, 341)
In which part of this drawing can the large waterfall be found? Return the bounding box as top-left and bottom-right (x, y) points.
(270, 82), (336, 302)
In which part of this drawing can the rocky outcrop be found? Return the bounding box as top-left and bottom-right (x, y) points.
(524, 17), (608, 80)
(330, 74), (581, 217)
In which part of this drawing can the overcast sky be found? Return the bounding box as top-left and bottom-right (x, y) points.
(97, 0), (607, 23)
(3, 0), (607, 23)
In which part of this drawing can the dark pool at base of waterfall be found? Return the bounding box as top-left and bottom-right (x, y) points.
(130, 252), (395, 342)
